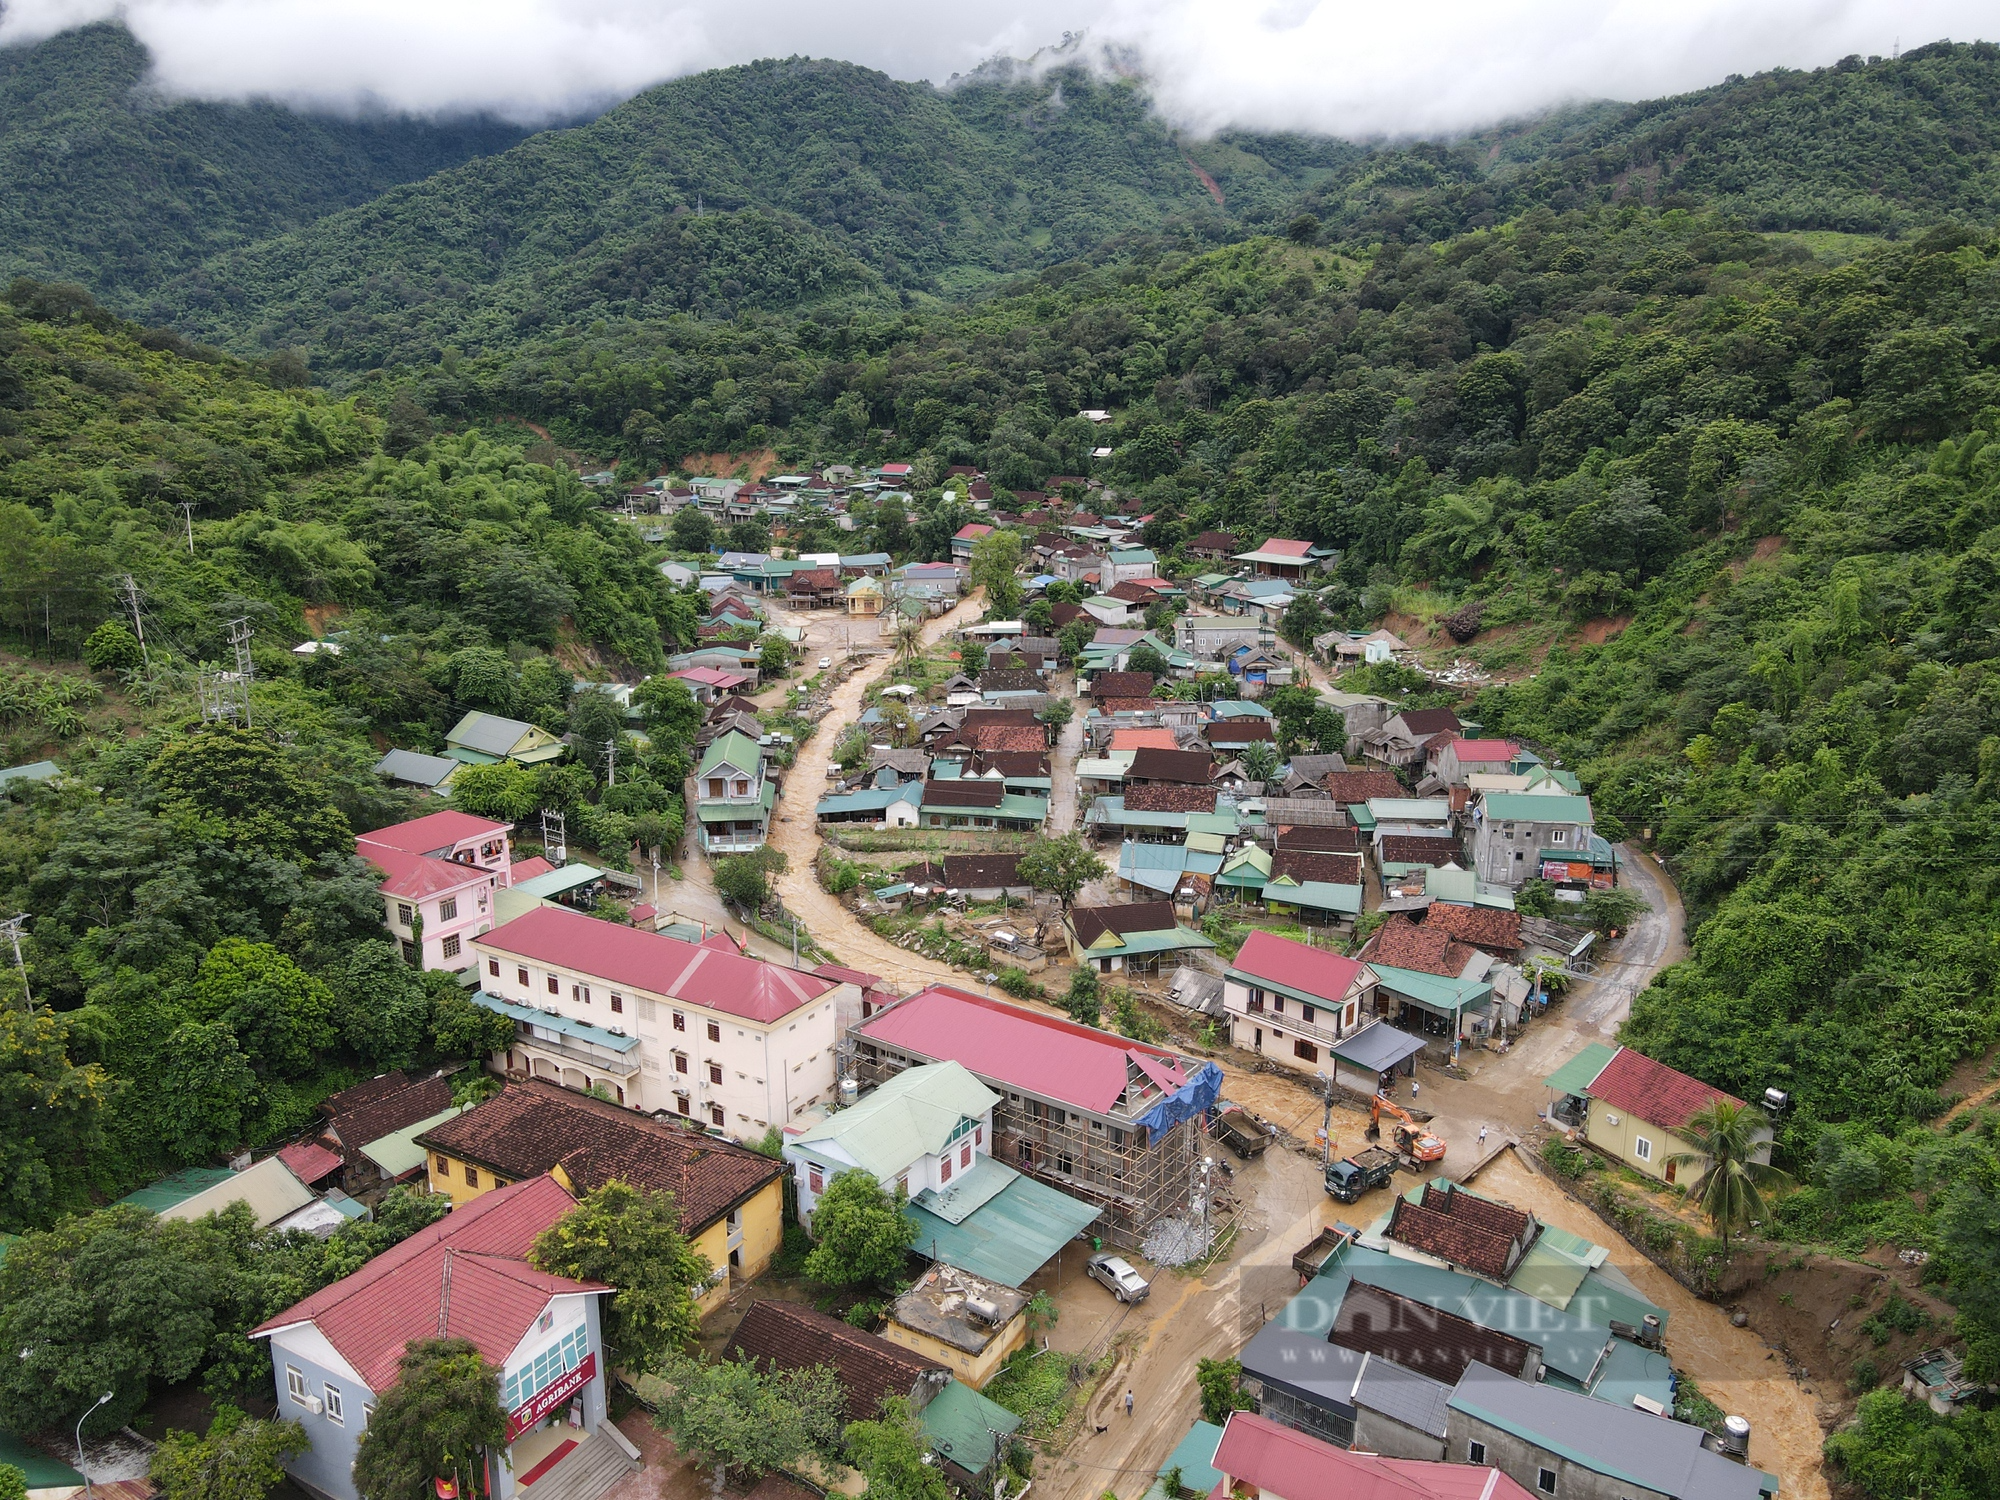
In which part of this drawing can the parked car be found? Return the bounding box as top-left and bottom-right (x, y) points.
(1086, 1252), (1151, 1303)
(818, 656), (832, 669)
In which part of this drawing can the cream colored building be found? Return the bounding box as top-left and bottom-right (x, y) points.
(469, 905), (848, 1140)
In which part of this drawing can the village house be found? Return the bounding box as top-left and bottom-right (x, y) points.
(670, 664), (755, 703)
(950, 522), (994, 561)
(1223, 931), (1379, 1072)
(1430, 737), (1521, 787)
(1543, 1044), (1774, 1185)
(444, 710), (565, 767)
(415, 1079), (784, 1306)
(845, 575), (885, 616)
(917, 777), (1048, 832)
(1207, 1410), (1529, 1500)
(1187, 529), (1238, 562)
(694, 730), (774, 854)
(885, 1265), (1032, 1391)
(469, 905), (846, 1136)
(850, 986), (1224, 1247)
(1064, 899), (1216, 976)
(1357, 707), (1463, 772)
(252, 1176), (624, 1500)
(356, 810), (514, 970)
(1470, 789), (1598, 889)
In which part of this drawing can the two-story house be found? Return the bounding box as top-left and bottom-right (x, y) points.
(786, 1061), (998, 1225)
(694, 730), (773, 854)
(1223, 931), (1379, 1074)
(1470, 790), (1596, 888)
(252, 1175), (624, 1500)
(470, 906), (846, 1139)
(355, 810), (515, 970)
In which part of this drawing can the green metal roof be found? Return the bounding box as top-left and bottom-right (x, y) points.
(1141, 1422), (1227, 1500)
(794, 1062), (999, 1181)
(512, 863), (604, 898)
(0, 1429), (85, 1488)
(361, 1105), (466, 1177)
(0, 760), (60, 787)
(1369, 964), (1492, 1014)
(1093, 925), (1217, 958)
(471, 991), (641, 1052)
(698, 730), (763, 778)
(1543, 1042), (1619, 1096)
(921, 1379), (1021, 1476)
(904, 1169), (1100, 1287)
(118, 1166), (237, 1214)
(1264, 881), (1363, 915)
(1480, 792), (1594, 823)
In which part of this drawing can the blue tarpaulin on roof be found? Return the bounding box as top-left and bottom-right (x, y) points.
(1132, 1060), (1225, 1138)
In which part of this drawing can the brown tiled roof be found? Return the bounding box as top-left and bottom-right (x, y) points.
(1190, 530), (1238, 553)
(1270, 850), (1364, 887)
(729, 1300), (939, 1424)
(960, 724), (1047, 754)
(988, 651), (1045, 673)
(922, 779), (1005, 807)
(1124, 784), (1218, 814)
(1362, 914), (1478, 980)
(1386, 1182), (1534, 1283)
(414, 1080), (780, 1231)
(959, 708), (1041, 728)
(1050, 603), (1087, 629)
(325, 1072), (453, 1163)
(1274, 825), (1363, 853)
(1378, 835), (1460, 867)
(1106, 581), (1158, 603)
(787, 568), (841, 592)
(1097, 698), (1159, 715)
(1325, 770), (1406, 804)
(1424, 904), (1522, 953)
(1396, 708), (1463, 736)
(944, 854), (1025, 889)
(1204, 718), (1275, 743)
(971, 750), (1050, 778)
(900, 861), (949, 885)
(323, 1071), (423, 1116)
(978, 669), (1043, 694)
(1331, 1280), (1539, 1384)
(1125, 747), (1215, 785)
(1091, 671), (1157, 700)
(1069, 900), (1180, 947)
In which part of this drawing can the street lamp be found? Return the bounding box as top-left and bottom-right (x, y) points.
(77, 1391), (113, 1497)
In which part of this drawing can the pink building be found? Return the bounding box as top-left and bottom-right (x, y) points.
(356, 810), (515, 971)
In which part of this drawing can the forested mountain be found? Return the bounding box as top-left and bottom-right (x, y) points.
(0, 23), (525, 297)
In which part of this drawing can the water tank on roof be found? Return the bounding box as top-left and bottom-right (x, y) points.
(965, 1296), (1002, 1324)
(1720, 1415), (1751, 1460)
(839, 1078), (859, 1108)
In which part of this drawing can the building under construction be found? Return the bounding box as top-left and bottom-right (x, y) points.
(848, 985), (1223, 1249)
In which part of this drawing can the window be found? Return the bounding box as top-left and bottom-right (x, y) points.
(708, 778), (726, 797)
(709, 1063), (723, 1084)
(397, 903), (414, 928)
(707, 1021), (721, 1042)
(286, 1366), (307, 1403)
(323, 1385), (344, 1425)
(960, 1143), (973, 1169)
(1302, 1004), (1316, 1024)
(440, 934), (460, 960)
(1272, 997), (1285, 1014)
(434, 1155), (451, 1177)
(975, 1126), (983, 1147)
(673, 1010), (686, 1031)
(1549, 828), (1567, 846)
(547, 974), (559, 994)
(676, 1094), (690, 1116)
(362, 1403), (375, 1427)
(1468, 1441), (1486, 1465)
(636, 997), (656, 1021)
(1537, 1469), (1557, 1495)
(808, 1167), (823, 1194)
(573, 984), (591, 1005)
(734, 779), (750, 796)
(939, 1154), (953, 1183)
(439, 897), (458, 922)
(674, 1054), (689, 1074)
(518, 967), (529, 986)
(1634, 1136), (1653, 1162)
(710, 1104), (724, 1127)
(610, 994), (624, 1013)
(1294, 1039), (1319, 1063)
(464, 1167), (479, 1188)
(488, 959), (501, 978)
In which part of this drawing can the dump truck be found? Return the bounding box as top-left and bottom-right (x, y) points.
(1212, 1105), (1274, 1160)
(1323, 1147), (1398, 1203)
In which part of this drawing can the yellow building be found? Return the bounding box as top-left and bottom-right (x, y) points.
(845, 576), (885, 616)
(414, 1078), (785, 1312)
(882, 1266), (1031, 1390)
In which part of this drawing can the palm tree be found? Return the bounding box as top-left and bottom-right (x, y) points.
(1666, 1099), (1792, 1252)
(892, 617), (924, 665)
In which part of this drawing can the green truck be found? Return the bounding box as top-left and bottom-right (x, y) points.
(1323, 1146), (1398, 1204)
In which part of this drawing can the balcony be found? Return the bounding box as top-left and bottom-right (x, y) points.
(1233, 1000), (1350, 1051)
(516, 1031), (642, 1079)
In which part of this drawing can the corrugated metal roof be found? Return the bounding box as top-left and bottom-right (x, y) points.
(922, 1381), (1021, 1476)
(473, 992), (641, 1052)
(1541, 1042), (1618, 1096)
(794, 1062), (999, 1181)
(904, 1170), (1100, 1287)
(118, 1166), (236, 1213)
(360, 1105), (469, 1177)
(1479, 792), (1594, 823)
(159, 1156), (315, 1228)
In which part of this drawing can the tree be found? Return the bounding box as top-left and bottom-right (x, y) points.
(155, 1021), (259, 1162)
(844, 1397), (948, 1500)
(331, 940), (431, 1070)
(634, 675), (704, 748)
(1280, 592), (1328, 648)
(1286, 213), (1321, 245)
(531, 1181), (712, 1370)
(672, 507), (717, 554)
(891, 617), (926, 664)
(145, 728), (350, 863)
(446, 647), (515, 713)
(382, 390), (432, 457)
(1127, 643), (1169, 678)
(969, 530), (1024, 618)
(1038, 696), (1074, 729)
(958, 640), (987, 675)
(429, 987), (517, 1061)
(759, 634), (792, 679)
(1240, 743), (1280, 784)
(1195, 1358), (1252, 1425)
(448, 761), (540, 822)
(727, 520), (771, 554)
(0, 1008), (110, 1231)
(1664, 1101), (1791, 1252)
(0, 1464), (24, 1500)
(568, 689), (627, 781)
(84, 620), (144, 674)
(191, 938), (336, 1078)
(351, 1339), (505, 1500)
(1016, 833), (1106, 912)
(714, 846), (787, 910)
(802, 1170), (913, 1290)
(1063, 967), (1101, 1028)
(650, 1353), (845, 1499)
(151, 1406), (307, 1500)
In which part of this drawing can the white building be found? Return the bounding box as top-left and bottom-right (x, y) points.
(470, 906), (848, 1138)
(785, 1060), (999, 1226)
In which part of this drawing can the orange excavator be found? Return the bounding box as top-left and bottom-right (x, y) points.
(1369, 1094), (1447, 1163)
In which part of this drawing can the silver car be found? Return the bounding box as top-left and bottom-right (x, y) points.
(1086, 1252), (1151, 1303)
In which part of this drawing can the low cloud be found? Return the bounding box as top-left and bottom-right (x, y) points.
(0, 0), (1989, 136)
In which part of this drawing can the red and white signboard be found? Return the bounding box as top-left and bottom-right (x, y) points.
(505, 1353), (597, 1440)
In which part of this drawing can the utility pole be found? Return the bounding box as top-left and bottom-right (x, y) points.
(117, 575), (149, 667)
(2, 914), (32, 1012)
(603, 738), (617, 788)
(541, 809), (567, 866)
(178, 501), (195, 555)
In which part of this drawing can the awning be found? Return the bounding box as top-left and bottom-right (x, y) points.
(1542, 1042), (1619, 1095)
(905, 1165), (1100, 1287)
(1330, 1021), (1428, 1074)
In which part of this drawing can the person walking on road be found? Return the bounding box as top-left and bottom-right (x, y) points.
(1410, 1078), (1420, 1102)
(1125, 1390), (1135, 1418)
(1478, 1125), (1489, 1150)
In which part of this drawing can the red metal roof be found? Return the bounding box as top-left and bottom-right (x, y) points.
(512, 856), (556, 881)
(953, 524), (994, 540)
(672, 666), (752, 688)
(276, 1140), (344, 1186)
(1448, 738), (1519, 763)
(1211, 1411), (1532, 1500)
(1587, 1047), (1745, 1131)
(856, 986), (1187, 1115)
(1247, 537), (1313, 557)
(1108, 728), (1179, 751)
(358, 843), (496, 901)
(479, 906), (834, 1023)
(252, 1175), (603, 1393)
(360, 811), (510, 855)
(1229, 931), (1368, 1006)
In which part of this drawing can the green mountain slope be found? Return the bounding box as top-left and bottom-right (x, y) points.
(0, 23), (527, 297)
